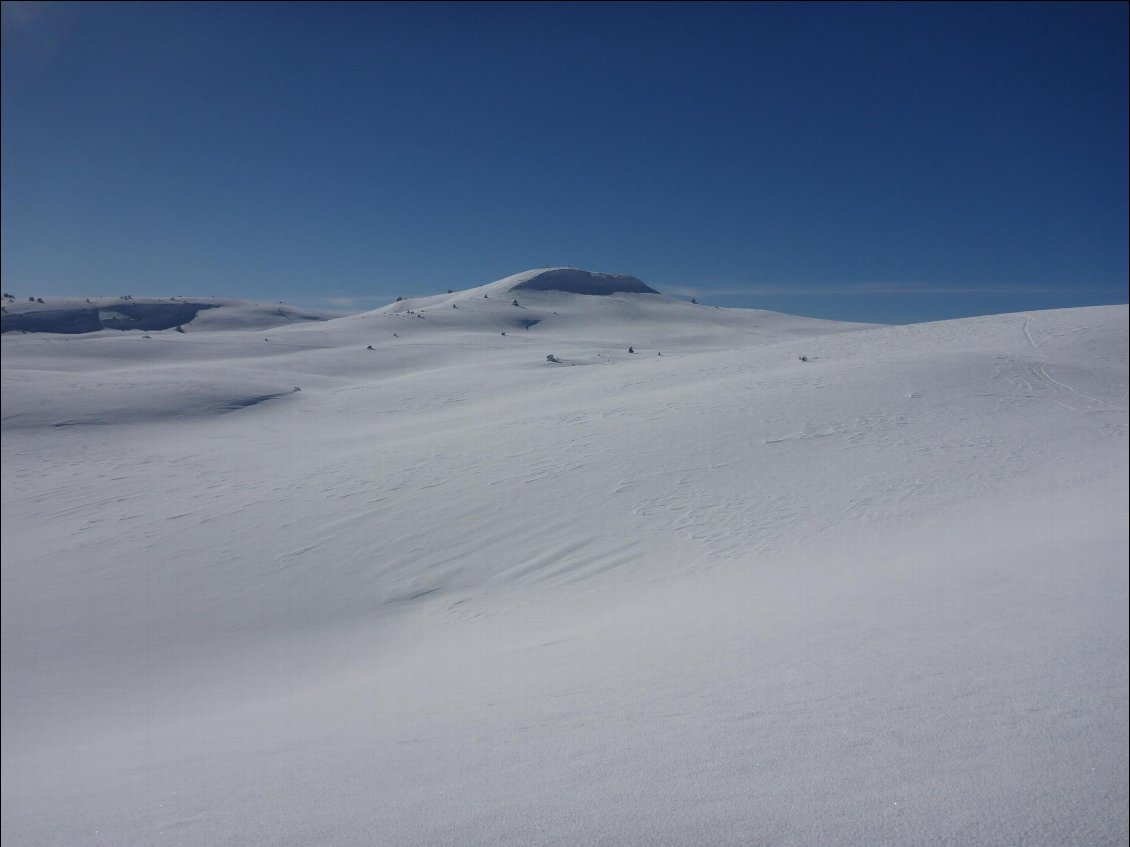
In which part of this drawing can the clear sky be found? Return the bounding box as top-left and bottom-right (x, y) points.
(2, 1), (1127, 324)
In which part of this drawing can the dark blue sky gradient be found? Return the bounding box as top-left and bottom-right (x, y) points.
(2, 1), (1126, 323)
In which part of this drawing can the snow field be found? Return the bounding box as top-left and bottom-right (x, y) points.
(2, 273), (1126, 845)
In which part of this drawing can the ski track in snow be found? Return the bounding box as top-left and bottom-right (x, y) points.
(2, 277), (1127, 847)
(1022, 313), (1041, 351)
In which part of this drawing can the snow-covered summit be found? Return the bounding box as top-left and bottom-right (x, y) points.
(377, 267), (663, 310)
(315, 267), (877, 357)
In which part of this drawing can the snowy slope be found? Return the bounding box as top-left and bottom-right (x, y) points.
(1, 269), (1126, 846)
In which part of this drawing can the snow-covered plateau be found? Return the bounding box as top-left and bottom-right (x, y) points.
(2, 269), (1127, 846)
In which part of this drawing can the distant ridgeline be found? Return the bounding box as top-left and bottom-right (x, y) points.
(1, 301), (219, 334)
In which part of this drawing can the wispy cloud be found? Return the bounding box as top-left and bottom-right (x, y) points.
(2, 1), (76, 62)
(662, 281), (1091, 299)
(1, 1), (69, 36)
(1, 1), (48, 32)
(313, 295), (395, 313)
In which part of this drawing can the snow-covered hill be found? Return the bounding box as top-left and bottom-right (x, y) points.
(2, 270), (1126, 846)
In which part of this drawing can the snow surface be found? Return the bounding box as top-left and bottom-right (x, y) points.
(2, 269), (1127, 846)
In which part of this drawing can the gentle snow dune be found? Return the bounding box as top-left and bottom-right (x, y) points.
(1, 270), (1127, 846)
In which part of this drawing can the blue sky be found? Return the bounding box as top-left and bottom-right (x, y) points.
(2, 1), (1126, 324)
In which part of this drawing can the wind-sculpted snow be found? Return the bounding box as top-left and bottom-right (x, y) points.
(1, 278), (1126, 847)
(1, 297), (333, 334)
(1, 301), (219, 333)
(509, 267), (659, 295)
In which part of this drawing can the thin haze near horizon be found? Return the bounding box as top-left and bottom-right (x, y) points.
(1, 1), (1126, 324)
